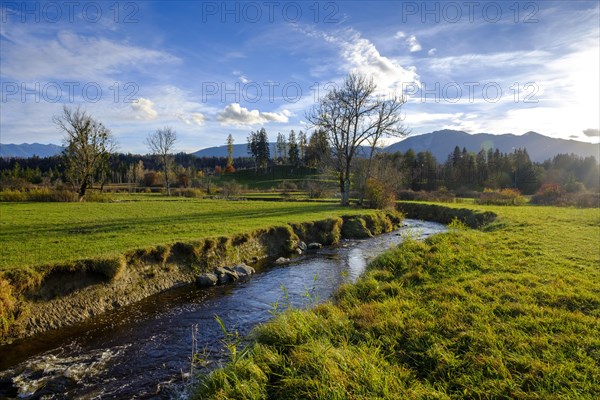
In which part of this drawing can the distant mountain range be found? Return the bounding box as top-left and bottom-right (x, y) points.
(0, 143), (64, 158)
(2, 131), (598, 162)
(193, 130), (598, 163)
(191, 143), (371, 159)
(191, 143), (267, 159)
(384, 130), (599, 162)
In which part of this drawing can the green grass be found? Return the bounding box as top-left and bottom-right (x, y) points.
(195, 205), (600, 399)
(0, 197), (366, 271)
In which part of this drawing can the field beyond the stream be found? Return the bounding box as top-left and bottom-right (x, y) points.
(195, 204), (600, 399)
(0, 197), (364, 272)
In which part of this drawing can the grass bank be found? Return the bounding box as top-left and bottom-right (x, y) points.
(195, 204), (600, 399)
(0, 197), (402, 341)
(0, 199), (368, 272)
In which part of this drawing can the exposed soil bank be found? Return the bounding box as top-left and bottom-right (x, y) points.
(1, 211), (401, 344)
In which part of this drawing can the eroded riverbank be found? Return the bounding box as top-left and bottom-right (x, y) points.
(0, 219), (446, 399)
(1, 211), (400, 343)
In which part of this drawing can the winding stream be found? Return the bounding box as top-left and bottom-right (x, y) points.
(0, 219), (446, 399)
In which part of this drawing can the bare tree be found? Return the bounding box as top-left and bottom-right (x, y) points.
(146, 127), (177, 195)
(54, 106), (116, 201)
(359, 94), (409, 203)
(306, 72), (408, 206)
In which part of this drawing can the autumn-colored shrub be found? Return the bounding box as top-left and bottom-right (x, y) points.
(365, 178), (396, 210)
(530, 183), (563, 205)
(531, 184), (599, 208)
(476, 188), (525, 206)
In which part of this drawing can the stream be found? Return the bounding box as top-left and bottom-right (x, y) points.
(0, 219), (446, 399)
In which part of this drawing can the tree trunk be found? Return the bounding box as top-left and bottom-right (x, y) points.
(78, 179), (87, 202)
(339, 175), (346, 206)
(165, 168), (170, 196)
(341, 178), (351, 206)
(340, 160), (352, 206)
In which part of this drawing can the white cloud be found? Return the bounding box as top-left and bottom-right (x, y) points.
(217, 103), (290, 126)
(407, 35), (422, 52)
(313, 28), (420, 92)
(428, 48), (437, 56)
(121, 86), (213, 131)
(178, 112), (205, 126)
(583, 128), (600, 137)
(131, 98), (158, 120)
(137, 85), (218, 125)
(394, 31), (421, 52)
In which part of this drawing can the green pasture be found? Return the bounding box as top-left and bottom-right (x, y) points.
(195, 204), (600, 399)
(0, 198), (364, 271)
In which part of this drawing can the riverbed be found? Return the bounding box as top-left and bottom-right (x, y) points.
(0, 219), (446, 399)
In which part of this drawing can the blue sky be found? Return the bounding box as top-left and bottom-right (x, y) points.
(1, 0), (599, 153)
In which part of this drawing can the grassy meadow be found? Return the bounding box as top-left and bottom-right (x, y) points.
(195, 204), (600, 399)
(0, 197), (365, 272)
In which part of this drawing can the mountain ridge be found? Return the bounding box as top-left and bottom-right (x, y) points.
(2, 131), (598, 162)
(0, 143), (65, 158)
(383, 130), (598, 162)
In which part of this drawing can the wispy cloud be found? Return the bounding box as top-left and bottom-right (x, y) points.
(177, 113), (205, 126)
(1, 29), (180, 82)
(426, 50), (553, 74)
(233, 70), (251, 84)
(302, 27), (420, 92)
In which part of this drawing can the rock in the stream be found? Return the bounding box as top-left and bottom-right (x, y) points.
(196, 273), (219, 287)
(275, 257), (290, 265)
(215, 267), (239, 284)
(295, 248), (303, 255)
(297, 241), (308, 251)
(232, 263), (255, 277)
(307, 242), (323, 250)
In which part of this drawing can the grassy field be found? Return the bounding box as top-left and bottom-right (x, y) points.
(0, 198), (365, 271)
(195, 204), (600, 399)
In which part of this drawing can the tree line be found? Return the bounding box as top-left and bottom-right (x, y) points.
(1, 74), (598, 203)
(3, 132), (597, 197)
